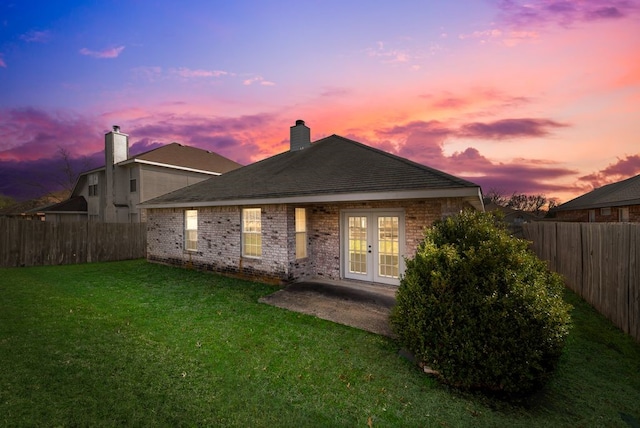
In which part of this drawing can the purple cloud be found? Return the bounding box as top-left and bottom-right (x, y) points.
(460, 118), (568, 139)
(496, 0), (636, 27)
(372, 119), (579, 200)
(578, 154), (640, 188)
(0, 54), (6, 68)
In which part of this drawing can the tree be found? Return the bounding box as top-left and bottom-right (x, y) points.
(25, 146), (89, 202)
(485, 188), (509, 206)
(0, 194), (16, 209)
(54, 146), (88, 195)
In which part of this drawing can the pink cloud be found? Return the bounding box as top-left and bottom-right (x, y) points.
(578, 154), (640, 188)
(0, 55), (6, 68)
(243, 76), (275, 86)
(79, 46), (125, 59)
(420, 88), (532, 114)
(172, 68), (229, 78)
(320, 87), (352, 98)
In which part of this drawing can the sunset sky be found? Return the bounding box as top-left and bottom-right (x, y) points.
(1, 0), (639, 203)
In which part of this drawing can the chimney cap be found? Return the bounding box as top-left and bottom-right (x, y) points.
(112, 125), (121, 133)
(295, 119), (305, 126)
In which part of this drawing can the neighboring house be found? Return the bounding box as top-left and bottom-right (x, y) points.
(141, 120), (484, 286)
(44, 126), (242, 223)
(550, 174), (640, 222)
(0, 190), (71, 221)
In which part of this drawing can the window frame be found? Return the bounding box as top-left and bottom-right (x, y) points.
(242, 208), (262, 258)
(619, 207), (630, 222)
(295, 208), (307, 259)
(184, 210), (198, 252)
(129, 168), (137, 193)
(88, 174), (98, 197)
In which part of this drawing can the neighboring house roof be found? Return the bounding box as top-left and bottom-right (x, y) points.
(42, 196), (88, 213)
(141, 134), (483, 209)
(483, 201), (543, 223)
(553, 174), (640, 211)
(117, 143), (242, 174)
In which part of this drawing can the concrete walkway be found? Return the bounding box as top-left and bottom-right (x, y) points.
(259, 279), (397, 337)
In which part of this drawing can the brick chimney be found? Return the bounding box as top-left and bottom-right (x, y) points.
(290, 119), (311, 151)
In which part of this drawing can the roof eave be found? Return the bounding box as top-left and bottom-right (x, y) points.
(554, 198), (640, 211)
(140, 186), (484, 210)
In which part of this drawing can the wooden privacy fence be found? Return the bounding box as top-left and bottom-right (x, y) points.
(0, 218), (146, 267)
(523, 222), (640, 342)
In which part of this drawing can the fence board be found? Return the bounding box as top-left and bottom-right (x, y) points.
(630, 229), (640, 341)
(0, 219), (146, 267)
(524, 222), (640, 343)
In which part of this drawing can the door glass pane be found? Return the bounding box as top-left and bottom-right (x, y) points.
(378, 216), (399, 278)
(348, 216), (367, 274)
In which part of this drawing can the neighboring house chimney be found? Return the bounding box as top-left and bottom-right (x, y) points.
(104, 125), (129, 222)
(290, 119), (311, 151)
(105, 125), (129, 166)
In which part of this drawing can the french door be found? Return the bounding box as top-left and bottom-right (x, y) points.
(342, 210), (404, 285)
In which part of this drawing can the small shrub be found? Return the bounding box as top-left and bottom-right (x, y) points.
(390, 210), (572, 395)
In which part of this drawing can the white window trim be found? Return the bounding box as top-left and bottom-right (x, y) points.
(242, 208), (262, 258)
(185, 210), (198, 252)
(295, 208), (307, 259)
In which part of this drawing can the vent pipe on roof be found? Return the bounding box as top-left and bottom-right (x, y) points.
(290, 119), (311, 151)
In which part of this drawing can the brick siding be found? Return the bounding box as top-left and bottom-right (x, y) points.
(553, 205), (640, 222)
(146, 197), (472, 284)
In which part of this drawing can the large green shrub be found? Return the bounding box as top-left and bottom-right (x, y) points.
(390, 210), (572, 395)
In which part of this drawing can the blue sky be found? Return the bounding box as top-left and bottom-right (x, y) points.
(1, 0), (639, 202)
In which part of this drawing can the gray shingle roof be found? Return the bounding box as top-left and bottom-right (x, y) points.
(142, 134), (481, 207)
(42, 196), (88, 213)
(554, 174), (640, 211)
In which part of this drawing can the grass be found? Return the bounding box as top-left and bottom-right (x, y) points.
(0, 260), (638, 427)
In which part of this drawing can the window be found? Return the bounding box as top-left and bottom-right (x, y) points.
(601, 207), (611, 216)
(295, 208), (307, 259)
(619, 207), (630, 222)
(129, 169), (137, 193)
(588, 210), (596, 222)
(88, 174), (98, 197)
(185, 210), (198, 251)
(242, 208), (262, 257)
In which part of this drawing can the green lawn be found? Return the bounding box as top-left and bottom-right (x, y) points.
(0, 260), (638, 427)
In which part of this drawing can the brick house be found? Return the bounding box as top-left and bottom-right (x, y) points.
(550, 174), (640, 222)
(141, 120), (484, 286)
(43, 126), (242, 223)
